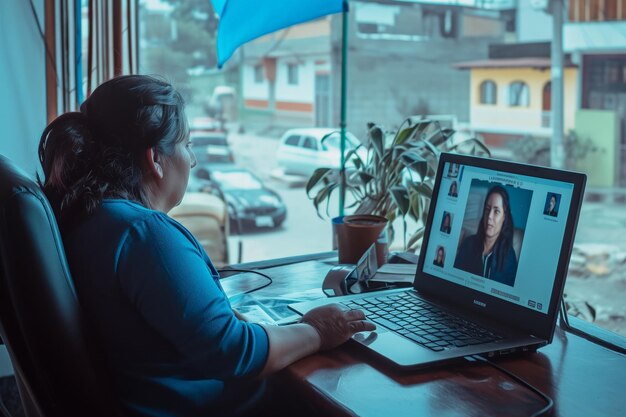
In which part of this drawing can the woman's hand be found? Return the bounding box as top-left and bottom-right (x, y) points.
(301, 304), (376, 351)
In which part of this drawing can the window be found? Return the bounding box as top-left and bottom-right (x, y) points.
(254, 65), (264, 83)
(287, 63), (299, 85)
(508, 81), (529, 107)
(137, 1), (626, 341)
(284, 135), (300, 146)
(301, 136), (317, 150)
(479, 80), (497, 105)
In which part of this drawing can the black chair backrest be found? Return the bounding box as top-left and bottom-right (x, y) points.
(0, 154), (121, 417)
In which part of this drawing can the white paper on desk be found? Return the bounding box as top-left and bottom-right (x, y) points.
(369, 263), (417, 284)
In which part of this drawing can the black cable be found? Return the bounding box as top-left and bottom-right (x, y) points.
(217, 268), (273, 295)
(468, 355), (554, 417)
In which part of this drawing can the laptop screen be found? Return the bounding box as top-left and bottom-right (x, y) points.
(421, 160), (575, 315)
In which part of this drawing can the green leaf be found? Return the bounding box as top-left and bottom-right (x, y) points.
(319, 131), (339, 146)
(368, 125), (385, 159)
(407, 227), (425, 251)
(451, 137), (491, 157)
(393, 123), (421, 147)
(412, 119), (434, 141)
(424, 126), (455, 147)
(408, 190), (422, 221)
(388, 186), (409, 216)
(306, 167), (334, 197)
(354, 171), (376, 185)
(415, 182), (433, 199)
(400, 151), (428, 179)
(312, 183), (337, 218)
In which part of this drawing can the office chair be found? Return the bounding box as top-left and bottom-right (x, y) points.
(0, 154), (122, 417)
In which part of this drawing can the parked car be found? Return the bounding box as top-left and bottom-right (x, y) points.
(276, 128), (366, 178)
(190, 116), (225, 132)
(191, 131), (235, 164)
(194, 165), (287, 233)
(204, 85), (238, 122)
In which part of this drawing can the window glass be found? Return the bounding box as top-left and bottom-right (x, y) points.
(302, 136), (317, 150)
(284, 135), (301, 146)
(509, 81), (530, 107)
(138, 0), (626, 338)
(254, 65), (263, 83)
(287, 63), (299, 85)
(479, 80), (497, 105)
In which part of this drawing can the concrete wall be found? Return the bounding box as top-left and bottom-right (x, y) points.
(275, 59), (315, 103)
(0, 0), (47, 176)
(332, 8), (509, 139)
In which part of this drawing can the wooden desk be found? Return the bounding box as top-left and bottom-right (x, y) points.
(221, 255), (626, 417)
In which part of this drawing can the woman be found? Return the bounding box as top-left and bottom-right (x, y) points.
(448, 181), (458, 197)
(544, 193), (558, 217)
(433, 246), (445, 267)
(453, 185), (518, 286)
(38, 75), (374, 417)
(440, 212), (452, 234)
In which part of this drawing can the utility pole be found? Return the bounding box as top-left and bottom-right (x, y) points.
(550, 0), (565, 169)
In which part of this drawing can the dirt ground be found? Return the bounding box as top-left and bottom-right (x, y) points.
(564, 201), (626, 337)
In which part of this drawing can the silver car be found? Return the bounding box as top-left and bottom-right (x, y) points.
(276, 128), (366, 177)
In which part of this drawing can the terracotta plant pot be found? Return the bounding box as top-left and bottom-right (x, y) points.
(334, 214), (388, 265)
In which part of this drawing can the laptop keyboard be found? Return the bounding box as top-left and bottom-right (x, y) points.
(341, 292), (502, 352)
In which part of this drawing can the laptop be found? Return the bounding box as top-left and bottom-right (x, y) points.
(290, 153), (586, 369)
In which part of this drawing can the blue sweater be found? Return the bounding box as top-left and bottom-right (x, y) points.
(62, 200), (269, 416)
(453, 234), (518, 287)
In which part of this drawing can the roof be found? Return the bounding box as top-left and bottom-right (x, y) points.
(282, 127), (341, 137)
(454, 57), (577, 70)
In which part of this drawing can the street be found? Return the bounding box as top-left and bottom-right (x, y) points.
(225, 130), (336, 263)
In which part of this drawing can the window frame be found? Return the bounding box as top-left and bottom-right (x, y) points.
(254, 65), (264, 83)
(479, 80), (497, 105)
(287, 63), (299, 85)
(508, 80), (530, 107)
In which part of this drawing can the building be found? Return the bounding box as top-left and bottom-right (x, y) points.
(240, 17), (334, 129)
(454, 42), (578, 149)
(565, 0), (626, 185)
(239, 0), (516, 137)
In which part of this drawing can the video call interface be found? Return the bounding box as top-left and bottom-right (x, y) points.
(422, 162), (574, 315)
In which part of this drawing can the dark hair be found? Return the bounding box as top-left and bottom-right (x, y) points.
(38, 75), (188, 224)
(476, 185), (514, 272)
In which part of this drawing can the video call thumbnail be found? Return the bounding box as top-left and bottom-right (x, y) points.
(433, 245), (445, 267)
(544, 192), (561, 217)
(440, 212), (453, 234)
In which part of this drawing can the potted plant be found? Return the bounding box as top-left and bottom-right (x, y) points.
(306, 117), (490, 252)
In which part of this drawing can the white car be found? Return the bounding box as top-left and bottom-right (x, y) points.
(276, 128), (366, 177)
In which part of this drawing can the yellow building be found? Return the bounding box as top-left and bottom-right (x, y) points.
(455, 54), (578, 148)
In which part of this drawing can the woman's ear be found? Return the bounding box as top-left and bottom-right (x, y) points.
(144, 148), (164, 179)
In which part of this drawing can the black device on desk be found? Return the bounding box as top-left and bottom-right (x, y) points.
(323, 245), (414, 297)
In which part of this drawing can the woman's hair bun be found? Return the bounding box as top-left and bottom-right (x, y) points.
(39, 111), (95, 191)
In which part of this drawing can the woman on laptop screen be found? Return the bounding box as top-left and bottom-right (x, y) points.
(454, 185), (518, 286)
